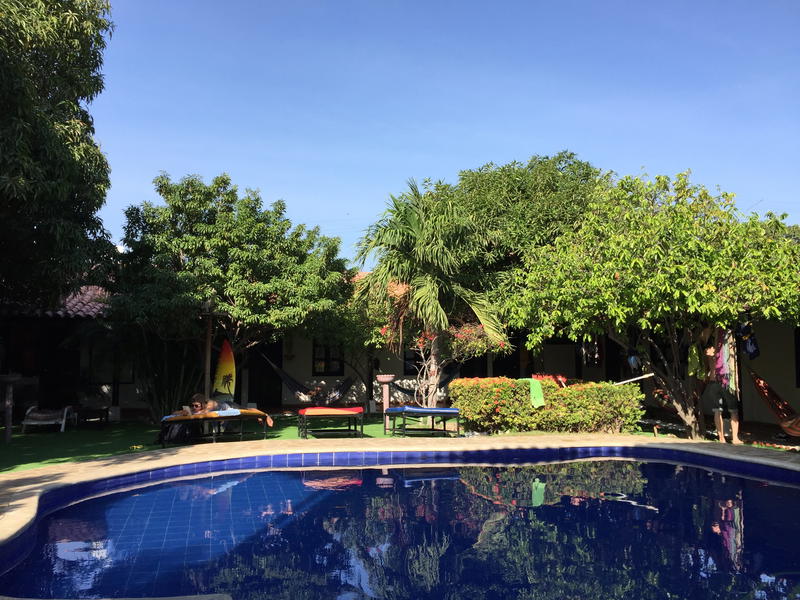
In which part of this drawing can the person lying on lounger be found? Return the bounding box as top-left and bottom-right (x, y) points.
(168, 393), (208, 417)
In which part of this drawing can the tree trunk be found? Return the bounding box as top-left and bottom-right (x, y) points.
(608, 328), (706, 439)
(649, 364), (710, 439)
(415, 333), (443, 408)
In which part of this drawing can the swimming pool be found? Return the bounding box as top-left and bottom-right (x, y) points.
(1, 448), (799, 599)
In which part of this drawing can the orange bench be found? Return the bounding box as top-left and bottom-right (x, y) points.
(160, 408), (271, 446)
(297, 406), (364, 439)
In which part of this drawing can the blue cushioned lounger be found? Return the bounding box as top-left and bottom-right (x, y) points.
(384, 406), (461, 436)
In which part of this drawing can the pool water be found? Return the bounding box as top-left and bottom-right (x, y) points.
(1, 461), (799, 599)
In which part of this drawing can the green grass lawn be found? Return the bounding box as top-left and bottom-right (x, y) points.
(3, 418), (786, 474)
(0, 415), (399, 473)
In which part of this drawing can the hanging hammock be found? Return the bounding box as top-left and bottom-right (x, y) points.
(263, 355), (354, 405)
(390, 364), (460, 398)
(748, 368), (800, 437)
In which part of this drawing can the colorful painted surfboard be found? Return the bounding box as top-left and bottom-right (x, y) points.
(212, 340), (236, 397)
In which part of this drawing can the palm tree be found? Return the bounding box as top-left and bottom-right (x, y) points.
(357, 180), (506, 407)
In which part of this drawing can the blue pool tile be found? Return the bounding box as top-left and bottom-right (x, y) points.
(117, 474), (139, 487)
(302, 453), (318, 467)
(179, 463), (197, 476)
(404, 451), (421, 463)
(286, 453), (303, 467)
(254, 455), (272, 468)
(421, 450), (437, 462)
(318, 452), (334, 466)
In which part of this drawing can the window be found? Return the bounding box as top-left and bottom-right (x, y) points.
(312, 342), (344, 376)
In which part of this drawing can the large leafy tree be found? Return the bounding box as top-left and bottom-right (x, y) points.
(456, 151), (609, 269)
(507, 172), (800, 437)
(454, 152), (610, 330)
(357, 180), (506, 407)
(113, 173), (351, 417)
(0, 0), (113, 304)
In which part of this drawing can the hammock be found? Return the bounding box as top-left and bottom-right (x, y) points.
(748, 368), (800, 437)
(263, 355), (354, 405)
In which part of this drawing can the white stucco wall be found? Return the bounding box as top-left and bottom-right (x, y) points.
(279, 332), (443, 409)
(277, 322), (800, 424)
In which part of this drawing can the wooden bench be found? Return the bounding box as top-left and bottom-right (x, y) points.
(297, 406), (364, 439)
(385, 406), (461, 437)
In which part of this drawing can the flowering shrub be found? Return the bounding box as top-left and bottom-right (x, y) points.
(450, 376), (644, 434)
(446, 323), (511, 361)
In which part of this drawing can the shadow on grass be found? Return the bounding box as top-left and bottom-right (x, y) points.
(0, 422), (170, 473)
(0, 414), (402, 473)
(267, 414), (391, 440)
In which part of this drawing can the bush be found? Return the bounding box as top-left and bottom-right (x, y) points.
(450, 376), (644, 434)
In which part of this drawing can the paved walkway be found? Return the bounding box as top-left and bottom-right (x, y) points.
(2, 433), (800, 547)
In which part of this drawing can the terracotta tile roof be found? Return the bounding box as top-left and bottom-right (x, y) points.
(0, 286), (109, 319)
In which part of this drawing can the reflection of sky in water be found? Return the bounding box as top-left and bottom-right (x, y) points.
(97, 472), (326, 564)
(4, 471), (332, 598)
(1, 463), (799, 599)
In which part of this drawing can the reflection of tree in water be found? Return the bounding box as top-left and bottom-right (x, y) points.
(103, 463), (799, 600)
(450, 462), (797, 600)
(189, 518), (344, 599)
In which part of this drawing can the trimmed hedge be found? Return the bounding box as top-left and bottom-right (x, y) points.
(450, 377), (644, 434)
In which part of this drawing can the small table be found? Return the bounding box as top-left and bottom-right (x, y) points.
(298, 406), (364, 439)
(386, 406), (461, 437)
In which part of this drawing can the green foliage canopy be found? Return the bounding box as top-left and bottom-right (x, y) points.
(356, 179), (507, 405)
(455, 151), (609, 269)
(506, 172), (800, 434)
(116, 173), (352, 350)
(0, 0), (113, 304)
(357, 179), (505, 343)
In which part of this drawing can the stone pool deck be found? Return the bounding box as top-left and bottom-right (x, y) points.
(2, 433), (800, 547)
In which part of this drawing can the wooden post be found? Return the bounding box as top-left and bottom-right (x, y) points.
(204, 315), (212, 399)
(3, 382), (12, 444)
(376, 374), (396, 433)
(2, 374), (21, 444)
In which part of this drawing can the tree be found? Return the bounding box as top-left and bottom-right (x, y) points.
(784, 222), (800, 245)
(455, 151), (609, 269)
(453, 152), (610, 330)
(113, 173), (351, 417)
(357, 180), (507, 407)
(0, 0), (113, 304)
(506, 172), (800, 437)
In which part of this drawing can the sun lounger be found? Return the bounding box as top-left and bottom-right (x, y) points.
(160, 408), (270, 446)
(21, 405), (73, 433)
(385, 406), (461, 437)
(297, 406), (364, 439)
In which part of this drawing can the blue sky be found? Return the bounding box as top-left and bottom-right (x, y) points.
(93, 0), (799, 263)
